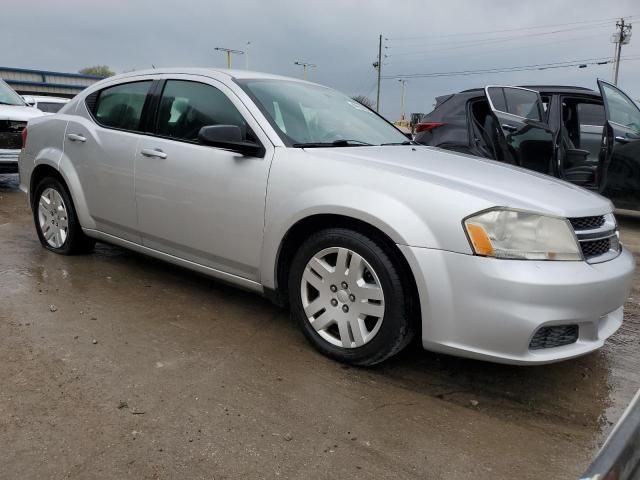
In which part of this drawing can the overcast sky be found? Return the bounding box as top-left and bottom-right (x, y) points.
(3, 0), (639, 119)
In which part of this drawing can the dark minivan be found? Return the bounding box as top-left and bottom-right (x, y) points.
(415, 81), (640, 211)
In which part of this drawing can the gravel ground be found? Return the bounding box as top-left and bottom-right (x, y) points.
(1, 173), (639, 479)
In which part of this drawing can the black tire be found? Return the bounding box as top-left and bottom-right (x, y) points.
(288, 228), (414, 366)
(32, 176), (95, 255)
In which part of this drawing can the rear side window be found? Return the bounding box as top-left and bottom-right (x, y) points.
(487, 87), (542, 121)
(503, 88), (542, 121)
(94, 81), (152, 132)
(577, 103), (606, 126)
(155, 80), (248, 142)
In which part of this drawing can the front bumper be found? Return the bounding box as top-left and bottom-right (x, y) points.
(0, 149), (19, 173)
(400, 245), (635, 365)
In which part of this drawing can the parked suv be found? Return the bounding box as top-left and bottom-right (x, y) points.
(0, 79), (43, 173)
(415, 82), (640, 211)
(22, 95), (70, 114)
(19, 69), (634, 365)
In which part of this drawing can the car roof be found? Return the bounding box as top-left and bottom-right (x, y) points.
(105, 67), (308, 83)
(458, 85), (599, 97)
(79, 68), (320, 98)
(518, 85), (599, 96)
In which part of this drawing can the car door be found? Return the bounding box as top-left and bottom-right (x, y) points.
(64, 78), (154, 242)
(485, 86), (555, 175)
(597, 80), (640, 210)
(134, 75), (273, 282)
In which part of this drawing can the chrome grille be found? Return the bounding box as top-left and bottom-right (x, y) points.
(569, 214), (620, 263)
(569, 216), (605, 230)
(0, 120), (26, 150)
(581, 238), (612, 258)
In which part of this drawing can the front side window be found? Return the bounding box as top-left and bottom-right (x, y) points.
(155, 80), (248, 142)
(237, 79), (409, 146)
(94, 81), (152, 131)
(601, 82), (640, 132)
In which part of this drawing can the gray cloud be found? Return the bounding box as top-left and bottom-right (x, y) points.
(3, 0), (638, 118)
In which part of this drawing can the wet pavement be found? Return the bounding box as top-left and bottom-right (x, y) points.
(1, 173), (639, 479)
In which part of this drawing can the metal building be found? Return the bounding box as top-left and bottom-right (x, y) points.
(0, 66), (104, 98)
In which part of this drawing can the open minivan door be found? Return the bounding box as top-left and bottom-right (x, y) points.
(484, 86), (555, 175)
(598, 79), (640, 210)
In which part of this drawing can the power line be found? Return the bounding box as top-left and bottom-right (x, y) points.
(387, 23), (612, 56)
(389, 14), (637, 41)
(385, 33), (602, 66)
(382, 56), (640, 80)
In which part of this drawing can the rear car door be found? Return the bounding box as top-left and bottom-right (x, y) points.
(597, 80), (640, 210)
(64, 78), (154, 242)
(485, 86), (555, 175)
(134, 75), (273, 282)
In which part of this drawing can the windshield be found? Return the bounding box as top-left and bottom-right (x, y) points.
(0, 79), (26, 106)
(237, 79), (409, 146)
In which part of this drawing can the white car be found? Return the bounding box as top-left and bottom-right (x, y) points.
(0, 79), (43, 173)
(22, 95), (70, 114)
(18, 68), (636, 365)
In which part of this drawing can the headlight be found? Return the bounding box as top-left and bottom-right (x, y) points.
(464, 208), (582, 261)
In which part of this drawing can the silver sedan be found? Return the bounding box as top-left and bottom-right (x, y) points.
(18, 68), (635, 365)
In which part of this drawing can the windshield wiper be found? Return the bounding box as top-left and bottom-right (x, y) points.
(292, 139), (373, 148)
(380, 140), (414, 146)
(0, 101), (21, 106)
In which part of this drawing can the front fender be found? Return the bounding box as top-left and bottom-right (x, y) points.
(260, 185), (438, 289)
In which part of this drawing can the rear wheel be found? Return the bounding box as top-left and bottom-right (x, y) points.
(288, 228), (414, 366)
(33, 177), (95, 255)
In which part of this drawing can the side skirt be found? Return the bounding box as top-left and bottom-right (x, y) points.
(83, 228), (264, 294)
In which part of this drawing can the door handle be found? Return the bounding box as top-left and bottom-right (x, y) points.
(67, 133), (86, 143)
(141, 148), (168, 159)
(501, 124), (518, 132)
(615, 135), (640, 144)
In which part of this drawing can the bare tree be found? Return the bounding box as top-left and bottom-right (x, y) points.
(351, 95), (375, 109)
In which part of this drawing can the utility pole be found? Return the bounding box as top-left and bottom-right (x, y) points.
(375, 34), (383, 112)
(214, 47), (245, 69)
(294, 61), (316, 80)
(612, 18), (632, 85)
(398, 79), (407, 121)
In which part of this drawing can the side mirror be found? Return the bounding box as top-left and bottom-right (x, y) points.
(197, 125), (264, 157)
(22, 95), (36, 107)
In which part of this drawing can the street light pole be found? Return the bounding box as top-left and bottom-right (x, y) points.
(376, 34), (382, 112)
(398, 79), (407, 121)
(214, 47), (245, 69)
(294, 61), (316, 80)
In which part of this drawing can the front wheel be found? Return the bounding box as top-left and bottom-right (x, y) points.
(33, 177), (95, 255)
(288, 228), (414, 366)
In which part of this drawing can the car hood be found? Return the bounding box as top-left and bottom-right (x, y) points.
(302, 145), (612, 218)
(0, 105), (45, 121)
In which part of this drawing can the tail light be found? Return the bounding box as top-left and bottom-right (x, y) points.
(21, 126), (27, 149)
(415, 122), (445, 133)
